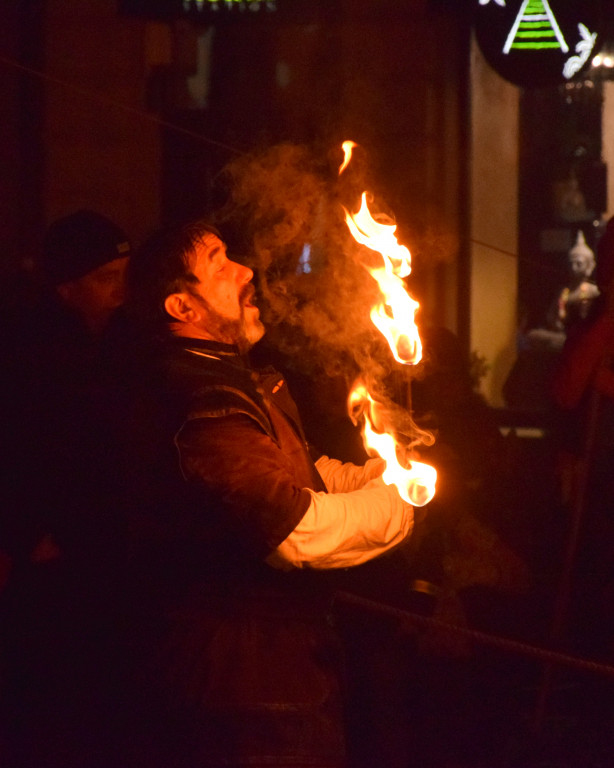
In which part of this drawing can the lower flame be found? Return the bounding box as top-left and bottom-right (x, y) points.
(349, 384), (436, 507)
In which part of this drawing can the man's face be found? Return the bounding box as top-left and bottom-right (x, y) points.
(184, 233), (264, 350)
(57, 256), (129, 333)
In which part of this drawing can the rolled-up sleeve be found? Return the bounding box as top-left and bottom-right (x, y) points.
(176, 415), (413, 571)
(268, 477), (414, 570)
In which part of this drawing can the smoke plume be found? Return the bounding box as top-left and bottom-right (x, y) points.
(220, 143), (415, 381)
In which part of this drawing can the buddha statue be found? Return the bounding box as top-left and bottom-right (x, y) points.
(547, 229), (600, 336)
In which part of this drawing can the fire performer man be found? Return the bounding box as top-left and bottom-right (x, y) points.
(123, 218), (415, 768)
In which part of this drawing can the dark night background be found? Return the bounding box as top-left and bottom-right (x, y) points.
(2, 1), (614, 766)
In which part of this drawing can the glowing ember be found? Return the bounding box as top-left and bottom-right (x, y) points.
(348, 384), (436, 507)
(339, 140), (357, 175)
(340, 140), (436, 506)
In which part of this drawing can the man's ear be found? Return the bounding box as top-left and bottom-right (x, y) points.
(164, 293), (197, 324)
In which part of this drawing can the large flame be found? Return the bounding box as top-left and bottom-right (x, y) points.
(344, 193), (421, 365)
(340, 141), (435, 506)
(348, 384), (436, 507)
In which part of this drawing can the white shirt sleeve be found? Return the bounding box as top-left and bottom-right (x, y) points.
(314, 455), (386, 493)
(266, 475), (413, 570)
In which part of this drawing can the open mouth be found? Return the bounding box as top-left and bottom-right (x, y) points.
(241, 285), (258, 309)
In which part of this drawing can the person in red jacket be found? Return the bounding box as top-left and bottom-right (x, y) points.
(550, 216), (614, 658)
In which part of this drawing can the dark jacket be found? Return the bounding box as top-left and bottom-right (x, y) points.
(124, 336), (346, 768)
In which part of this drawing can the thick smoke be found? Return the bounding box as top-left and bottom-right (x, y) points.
(216, 142), (433, 446)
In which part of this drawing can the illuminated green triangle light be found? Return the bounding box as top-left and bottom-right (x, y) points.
(503, 0), (569, 54)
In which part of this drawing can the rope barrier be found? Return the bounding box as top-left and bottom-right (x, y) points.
(333, 589), (614, 679)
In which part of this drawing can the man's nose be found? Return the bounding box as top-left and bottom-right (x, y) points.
(236, 261), (253, 283)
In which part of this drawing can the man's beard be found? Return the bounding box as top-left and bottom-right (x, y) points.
(189, 285), (265, 353)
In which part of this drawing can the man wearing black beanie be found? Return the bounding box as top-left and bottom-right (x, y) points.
(42, 208), (131, 335)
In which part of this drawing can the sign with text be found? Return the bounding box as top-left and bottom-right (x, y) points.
(474, 0), (603, 87)
(118, 0), (331, 23)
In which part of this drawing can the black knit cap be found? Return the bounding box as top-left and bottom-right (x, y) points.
(43, 209), (131, 286)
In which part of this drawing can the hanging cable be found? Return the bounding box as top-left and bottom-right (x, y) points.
(0, 53), (245, 157)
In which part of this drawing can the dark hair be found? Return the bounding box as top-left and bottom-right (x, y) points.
(127, 218), (222, 334)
